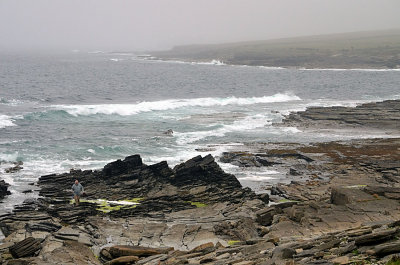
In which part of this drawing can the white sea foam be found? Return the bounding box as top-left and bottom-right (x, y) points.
(88, 51), (105, 54)
(87, 149), (96, 154)
(0, 115), (17, 129)
(108, 52), (134, 56)
(52, 93), (301, 117)
(0, 152), (19, 162)
(174, 114), (273, 145)
(144, 149), (204, 167)
(137, 57), (227, 66)
(281, 127), (301, 133)
(239, 173), (279, 182)
(194, 60), (226, 66)
(143, 141), (238, 167)
(258, 66), (286, 70)
(109, 58), (124, 62)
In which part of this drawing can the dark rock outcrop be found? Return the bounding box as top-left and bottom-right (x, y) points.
(34, 154), (267, 222)
(0, 179), (11, 199)
(5, 161), (23, 173)
(220, 152), (274, 167)
(103, 154), (143, 176)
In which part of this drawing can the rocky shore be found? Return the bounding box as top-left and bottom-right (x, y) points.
(1, 100), (400, 264)
(279, 99), (400, 132)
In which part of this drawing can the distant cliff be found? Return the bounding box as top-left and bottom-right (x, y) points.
(153, 29), (400, 69)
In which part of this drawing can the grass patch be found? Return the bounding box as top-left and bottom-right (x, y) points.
(227, 240), (241, 246)
(125, 198), (144, 203)
(387, 256), (400, 265)
(186, 201), (207, 208)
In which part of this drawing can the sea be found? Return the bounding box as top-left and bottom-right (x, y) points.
(1, 51), (400, 214)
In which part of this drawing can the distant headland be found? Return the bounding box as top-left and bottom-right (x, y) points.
(152, 29), (400, 69)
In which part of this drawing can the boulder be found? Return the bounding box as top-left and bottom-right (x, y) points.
(0, 179), (11, 199)
(272, 244), (296, 259)
(331, 256), (350, 264)
(330, 186), (375, 205)
(106, 255), (139, 265)
(189, 242), (215, 254)
(256, 208), (276, 226)
(214, 218), (258, 241)
(9, 237), (42, 258)
(373, 240), (400, 257)
(287, 205), (305, 223)
(100, 247), (113, 260)
(109, 245), (172, 258)
(354, 228), (398, 246)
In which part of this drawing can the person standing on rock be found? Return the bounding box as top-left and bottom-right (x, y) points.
(72, 179), (84, 206)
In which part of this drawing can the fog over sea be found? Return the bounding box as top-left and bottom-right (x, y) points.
(1, 52), (400, 213)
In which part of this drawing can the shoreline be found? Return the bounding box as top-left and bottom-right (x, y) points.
(138, 56), (400, 71)
(1, 100), (400, 264)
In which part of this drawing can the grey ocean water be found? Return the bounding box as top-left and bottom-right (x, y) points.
(1, 52), (400, 213)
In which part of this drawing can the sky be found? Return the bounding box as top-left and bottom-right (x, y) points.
(0, 0), (399, 51)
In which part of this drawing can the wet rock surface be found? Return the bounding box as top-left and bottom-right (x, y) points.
(280, 99), (400, 131)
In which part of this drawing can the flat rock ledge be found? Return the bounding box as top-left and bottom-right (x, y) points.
(280, 99), (400, 131)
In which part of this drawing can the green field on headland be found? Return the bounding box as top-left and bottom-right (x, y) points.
(153, 29), (400, 69)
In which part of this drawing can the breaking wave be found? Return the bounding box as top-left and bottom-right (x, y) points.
(194, 60), (225, 66)
(52, 93), (301, 116)
(174, 114), (273, 145)
(0, 115), (17, 129)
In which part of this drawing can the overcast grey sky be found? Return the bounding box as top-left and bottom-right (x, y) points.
(0, 0), (399, 51)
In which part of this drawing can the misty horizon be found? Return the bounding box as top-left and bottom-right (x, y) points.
(1, 0), (400, 52)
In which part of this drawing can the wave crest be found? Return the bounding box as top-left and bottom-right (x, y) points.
(52, 93), (301, 116)
(0, 115), (17, 129)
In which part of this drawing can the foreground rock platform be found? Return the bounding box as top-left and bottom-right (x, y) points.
(1, 137), (400, 264)
(0, 154), (270, 264)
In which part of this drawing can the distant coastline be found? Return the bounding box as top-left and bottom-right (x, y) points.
(151, 29), (400, 69)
